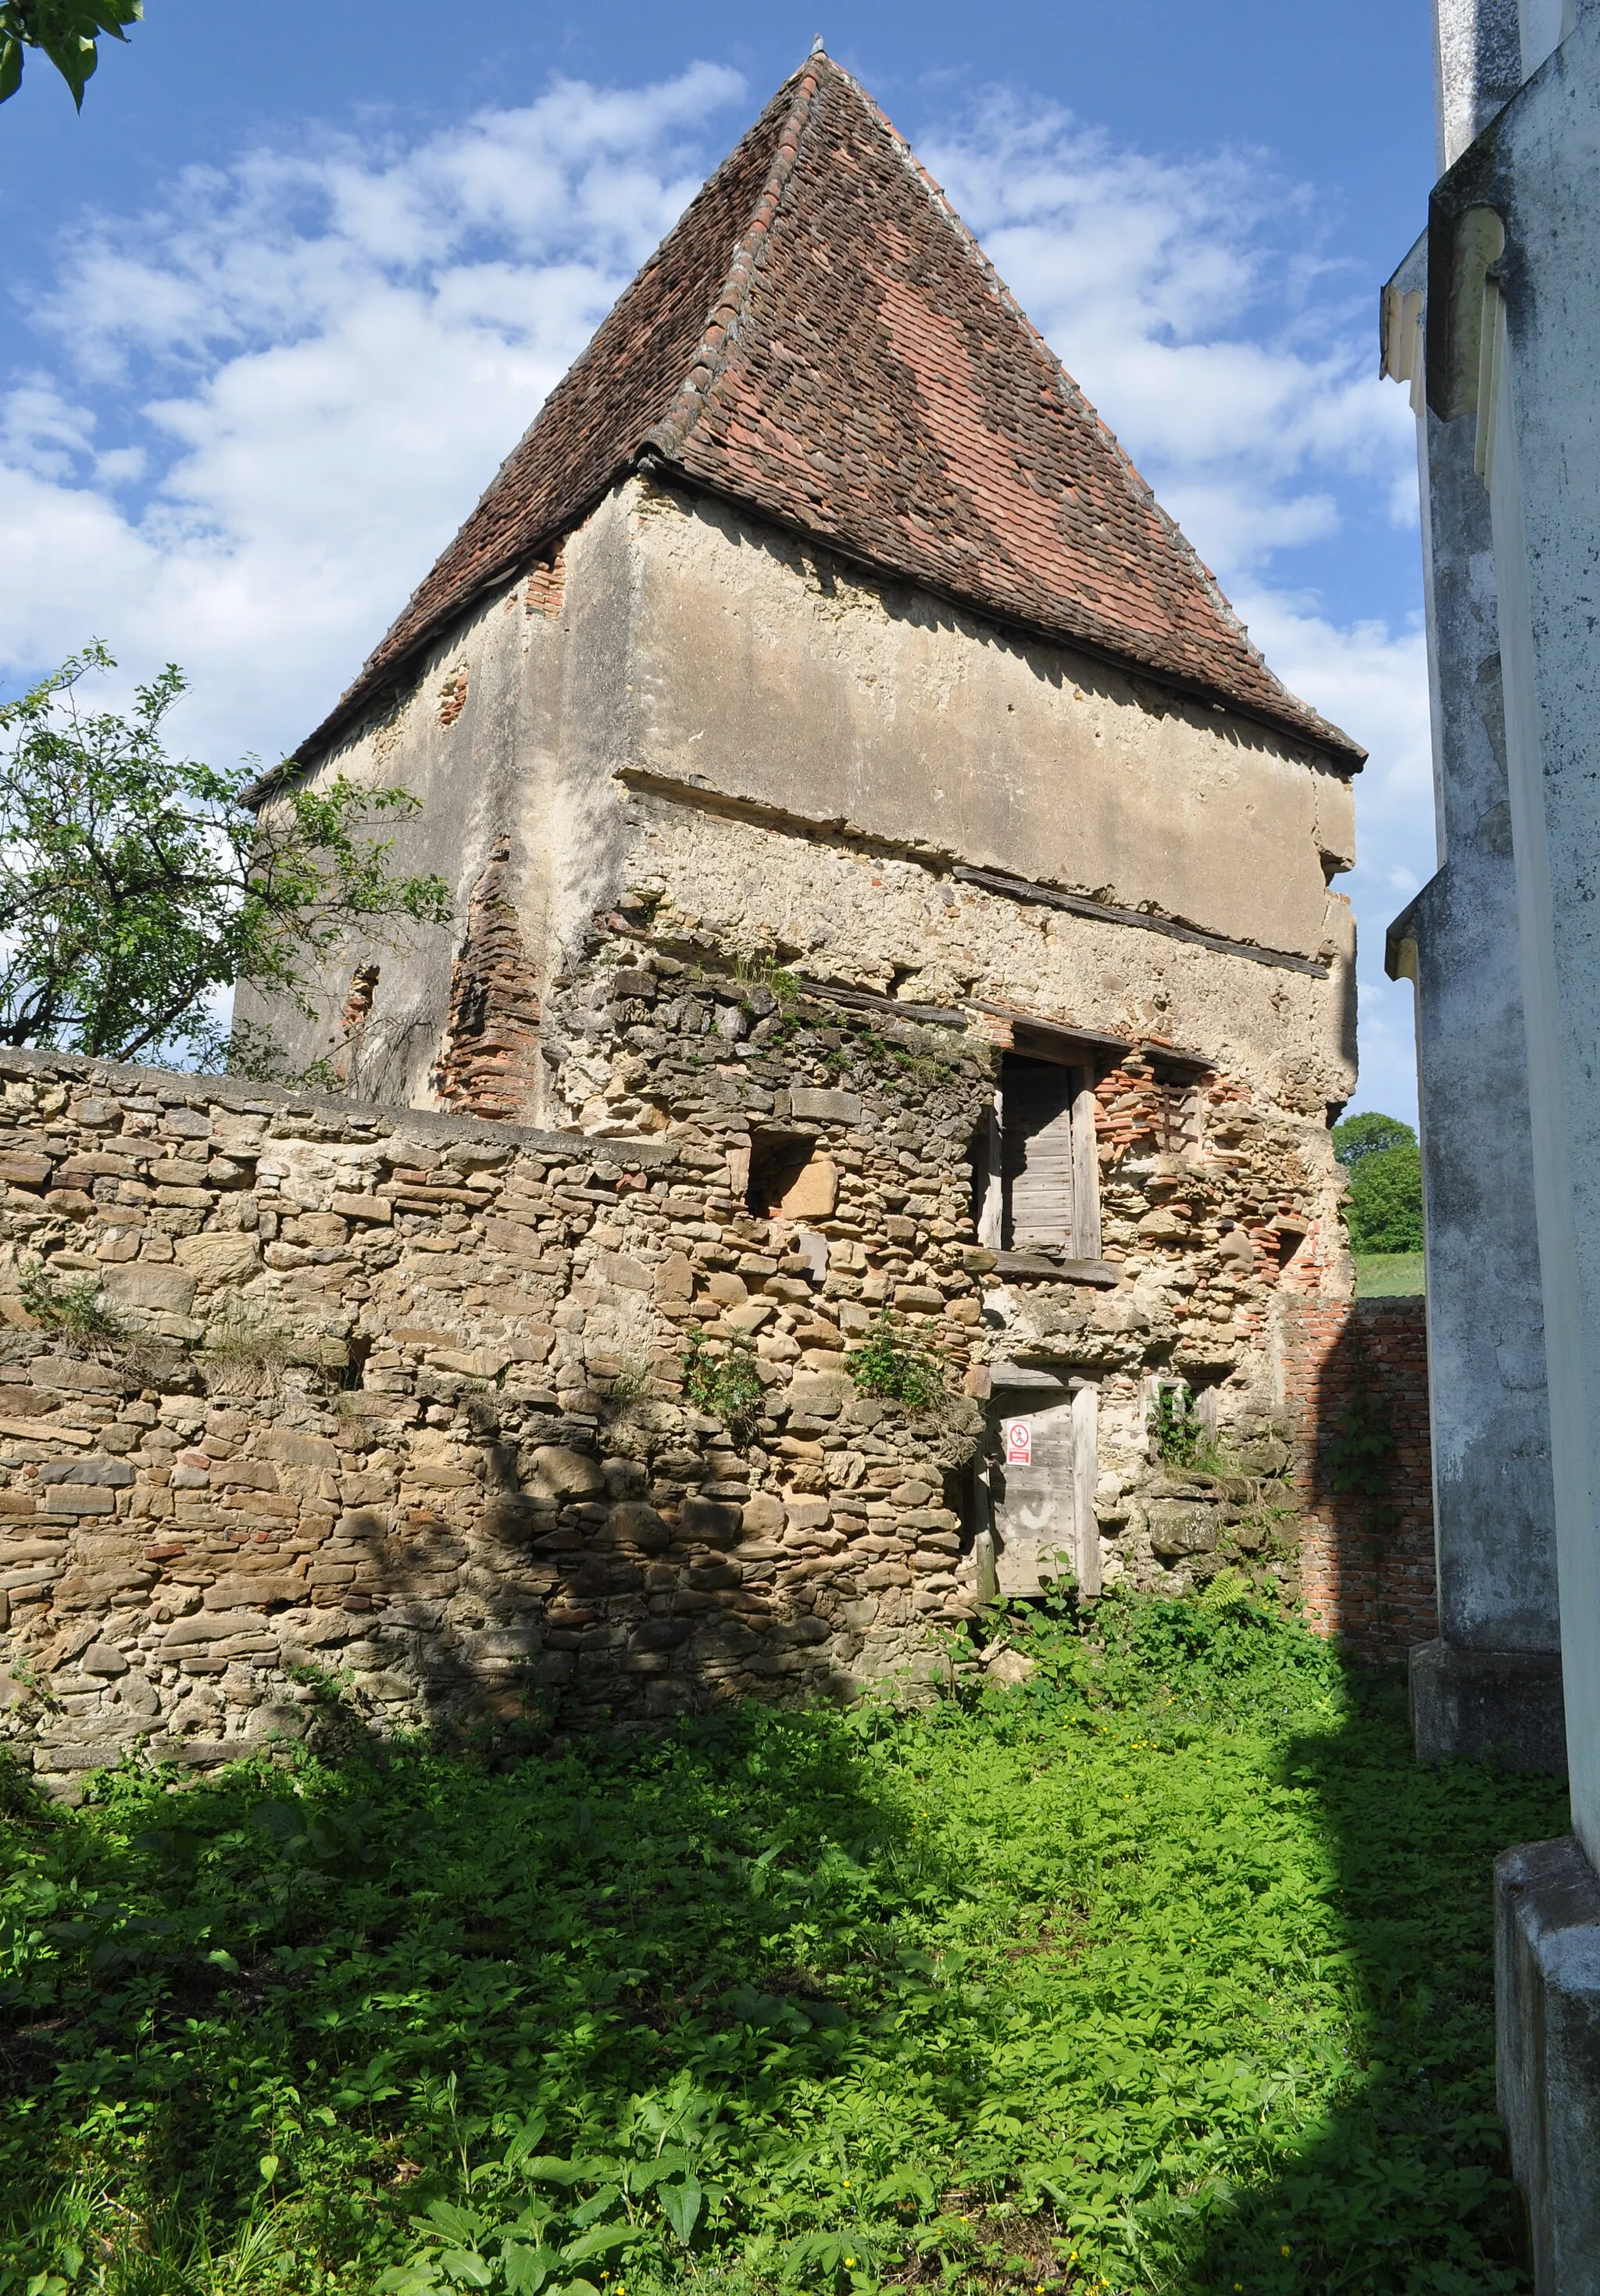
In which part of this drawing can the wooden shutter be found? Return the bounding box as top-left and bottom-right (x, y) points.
(1070, 1067), (1102, 1257)
(1002, 1057), (1076, 1246)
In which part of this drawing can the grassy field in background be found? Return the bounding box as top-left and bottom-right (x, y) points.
(1353, 1252), (1425, 1297)
(0, 1598), (1564, 2296)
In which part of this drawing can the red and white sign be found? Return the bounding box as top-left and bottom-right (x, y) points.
(1005, 1419), (1032, 1467)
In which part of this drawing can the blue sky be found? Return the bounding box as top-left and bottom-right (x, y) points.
(0, 0), (1438, 1118)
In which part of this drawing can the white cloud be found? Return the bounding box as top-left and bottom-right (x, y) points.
(921, 95), (1417, 579)
(0, 62), (748, 758)
(0, 66), (1433, 1115)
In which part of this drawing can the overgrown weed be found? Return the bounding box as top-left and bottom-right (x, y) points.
(0, 1598), (1565, 2296)
(196, 1297), (309, 1399)
(18, 1258), (127, 1346)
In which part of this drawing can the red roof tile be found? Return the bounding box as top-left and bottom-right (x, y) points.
(296, 55), (1362, 767)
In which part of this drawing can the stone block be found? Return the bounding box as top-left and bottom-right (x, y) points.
(1409, 1640), (1567, 1772)
(789, 1089), (863, 1125)
(1146, 1500), (1219, 1559)
(0, 1152), (53, 1186)
(786, 1371), (850, 1419)
(80, 1643), (129, 1676)
(631, 1618), (693, 1651)
(461, 1625), (543, 1661)
(893, 1285), (944, 1314)
(203, 1575), (301, 1611)
(432, 1347), (511, 1379)
(655, 1251), (694, 1301)
(1498, 1836), (1600, 2294)
(103, 1264), (198, 1315)
(681, 1496), (742, 1547)
(780, 1156), (838, 1219)
(32, 1354), (123, 1393)
(723, 1297), (775, 1333)
(37, 1458), (134, 1487)
(531, 1447), (605, 1500)
(330, 1192), (392, 1223)
(283, 1212), (348, 1246)
(38, 1487), (117, 1517)
(741, 1490), (785, 1536)
(162, 1609), (270, 1648)
(174, 1233), (263, 1286)
(609, 1501), (671, 1552)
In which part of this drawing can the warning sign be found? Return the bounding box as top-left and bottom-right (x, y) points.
(1005, 1419), (1032, 1467)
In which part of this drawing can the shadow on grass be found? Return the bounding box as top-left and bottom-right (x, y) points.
(1179, 1668), (1566, 2296)
(0, 1697), (930, 2291)
(0, 1642), (1573, 2296)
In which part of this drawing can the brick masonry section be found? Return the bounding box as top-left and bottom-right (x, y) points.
(1280, 1296), (1438, 1662)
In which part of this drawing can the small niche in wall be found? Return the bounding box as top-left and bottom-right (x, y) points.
(747, 1131), (838, 1220)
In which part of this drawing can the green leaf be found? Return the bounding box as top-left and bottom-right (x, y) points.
(258, 2152), (280, 2183)
(500, 2242), (559, 2295)
(437, 2251), (495, 2291)
(658, 2174), (703, 2244)
(560, 2223), (636, 2267)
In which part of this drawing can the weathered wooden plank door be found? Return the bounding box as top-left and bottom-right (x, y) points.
(988, 1379), (1100, 1597)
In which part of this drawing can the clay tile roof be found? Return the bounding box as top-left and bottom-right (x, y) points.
(296, 53), (1362, 767)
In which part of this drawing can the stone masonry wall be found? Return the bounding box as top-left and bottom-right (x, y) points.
(0, 947), (1414, 1794)
(0, 1033), (998, 1797)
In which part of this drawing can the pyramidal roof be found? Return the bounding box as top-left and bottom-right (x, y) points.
(298, 51), (1362, 766)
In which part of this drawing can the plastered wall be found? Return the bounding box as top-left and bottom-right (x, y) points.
(241, 479), (1358, 1129)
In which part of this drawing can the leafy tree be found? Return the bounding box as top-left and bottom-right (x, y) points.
(0, 0), (141, 109)
(1333, 1109), (1416, 1168)
(0, 642), (452, 1073)
(1346, 1143), (1424, 1254)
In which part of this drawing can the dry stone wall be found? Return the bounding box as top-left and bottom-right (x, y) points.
(0, 1036), (996, 1797)
(0, 937), (1388, 1794)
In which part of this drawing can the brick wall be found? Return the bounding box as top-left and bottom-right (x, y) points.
(1279, 1295), (1437, 1661)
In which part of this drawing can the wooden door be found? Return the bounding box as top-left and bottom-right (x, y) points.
(988, 1384), (1101, 1597)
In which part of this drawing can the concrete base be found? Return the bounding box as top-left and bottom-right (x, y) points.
(1409, 1638), (1567, 1770)
(1498, 1838), (1600, 2294)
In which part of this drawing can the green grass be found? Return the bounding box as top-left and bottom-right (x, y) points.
(0, 1598), (1566, 2296)
(1352, 1252), (1425, 1297)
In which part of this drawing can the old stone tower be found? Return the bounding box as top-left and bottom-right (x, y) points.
(230, 47), (1365, 1634)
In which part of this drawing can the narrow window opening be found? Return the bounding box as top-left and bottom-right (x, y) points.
(981, 1052), (1102, 1257)
(1149, 1059), (1202, 1154)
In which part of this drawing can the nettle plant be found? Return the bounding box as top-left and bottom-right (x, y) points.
(1148, 1380), (1209, 1468)
(383, 2078), (724, 2296)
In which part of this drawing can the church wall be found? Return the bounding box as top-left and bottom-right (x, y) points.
(623, 481), (1357, 964)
